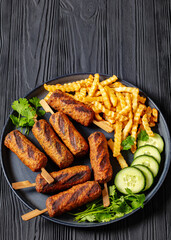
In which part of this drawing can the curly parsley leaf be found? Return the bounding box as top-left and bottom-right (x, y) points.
(138, 130), (149, 141)
(121, 135), (135, 150)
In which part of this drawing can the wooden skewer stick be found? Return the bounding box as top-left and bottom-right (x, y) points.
(40, 99), (54, 114)
(102, 183), (110, 207)
(93, 120), (114, 133)
(40, 168), (54, 184)
(12, 181), (36, 190)
(22, 208), (48, 221)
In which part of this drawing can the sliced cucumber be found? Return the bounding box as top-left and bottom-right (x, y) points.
(114, 167), (146, 194)
(138, 133), (164, 153)
(134, 145), (161, 164)
(131, 155), (159, 177)
(134, 165), (154, 191)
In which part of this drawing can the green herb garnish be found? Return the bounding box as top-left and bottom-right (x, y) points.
(121, 135), (135, 150)
(138, 130), (149, 141)
(10, 97), (45, 134)
(70, 185), (145, 223)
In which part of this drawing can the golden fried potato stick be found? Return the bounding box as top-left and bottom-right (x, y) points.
(44, 83), (65, 92)
(105, 86), (118, 107)
(131, 104), (146, 152)
(142, 114), (154, 137)
(88, 73), (99, 97)
(122, 118), (133, 140)
(138, 95), (146, 104)
(115, 92), (126, 109)
(108, 139), (128, 168)
(94, 101), (115, 118)
(44, 92), (53, 101)
(152, 108), (158, 122)
(101, 75), (118, 86)
(98, 83), (111, 109)
(95, 113), (103, 121)
(113, 121), (122, 157)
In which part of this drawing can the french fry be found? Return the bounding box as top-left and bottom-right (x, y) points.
(152, 108), (158, 122)
(113, 121), (122, 157)
(94, 101), (115, 118)
(122, 118), (133, 140)
(115, 92), (126, 109)
(88, 73), (99, 97)
(138, 95), (146, 104)
(101, 75), (118, 86)
(98, 83), (111, 109)
(44, 92), (53, 101)
(95, 113), (103, 121)
(116, 154), (128, 169)
(105, 86), (118, 107)
(142, 114), (154, 137)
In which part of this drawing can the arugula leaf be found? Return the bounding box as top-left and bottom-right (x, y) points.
(138, 130), (149, 141)
(121, 135), (135, 150)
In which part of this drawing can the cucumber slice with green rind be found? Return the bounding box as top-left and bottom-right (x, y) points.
(131, 155), (159, 177)
(134, 165), (154, 191)
(138, 133), (164, 153)
(134, 145), (161, 164)
(114, 167), (146, 194)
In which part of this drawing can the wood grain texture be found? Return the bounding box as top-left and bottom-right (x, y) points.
(0, 0), (171, 239)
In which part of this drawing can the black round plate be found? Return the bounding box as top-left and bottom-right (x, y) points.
(1, 73), (171, 227)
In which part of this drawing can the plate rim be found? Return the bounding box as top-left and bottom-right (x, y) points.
(1, 72), (171, 228)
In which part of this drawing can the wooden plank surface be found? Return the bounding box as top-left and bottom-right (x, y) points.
(0, 0), (171, 239)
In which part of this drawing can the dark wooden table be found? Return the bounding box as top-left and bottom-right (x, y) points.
(1, 0), (171, 239)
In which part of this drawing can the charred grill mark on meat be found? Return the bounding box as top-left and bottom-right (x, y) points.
(93, 132), (101, 142)
(62, 171), (87, 184)
(96, 140), (105, 159)
(27, 145), (35, 159)
(66, 185), (88, 205)
(35, 121), (41, 130)
(61, 99), (77, 105)
(52, 193), (68, 211)
(86, 183), (99, 197)
(55, 141), (62, 155)
(58, 114), (65, 135)
(13, 131), (23, 150)
(44, 124), (51, 142)
(68, 126), (77, 150)
(75, 106), (92, 113)
(99, 154), (108, 170)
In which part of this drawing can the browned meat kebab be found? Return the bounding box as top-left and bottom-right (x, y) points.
(49, 112), (89, 157)
(46, 181), (101, 217)
(88, 132), (113, 184)
(47, 90), (94, 126)
(32, 119), (74, 169)
(35, 165), (91, 193)
(4, 130), (47, 172)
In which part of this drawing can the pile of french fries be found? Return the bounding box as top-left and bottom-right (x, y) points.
(44, 74), (158, 168)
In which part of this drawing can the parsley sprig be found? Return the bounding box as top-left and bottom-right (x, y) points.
(138, 130), (149, 141)
(121, 135), (135, 150)
(71, 185), (145, 223)
(10, 97), (45, 134)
